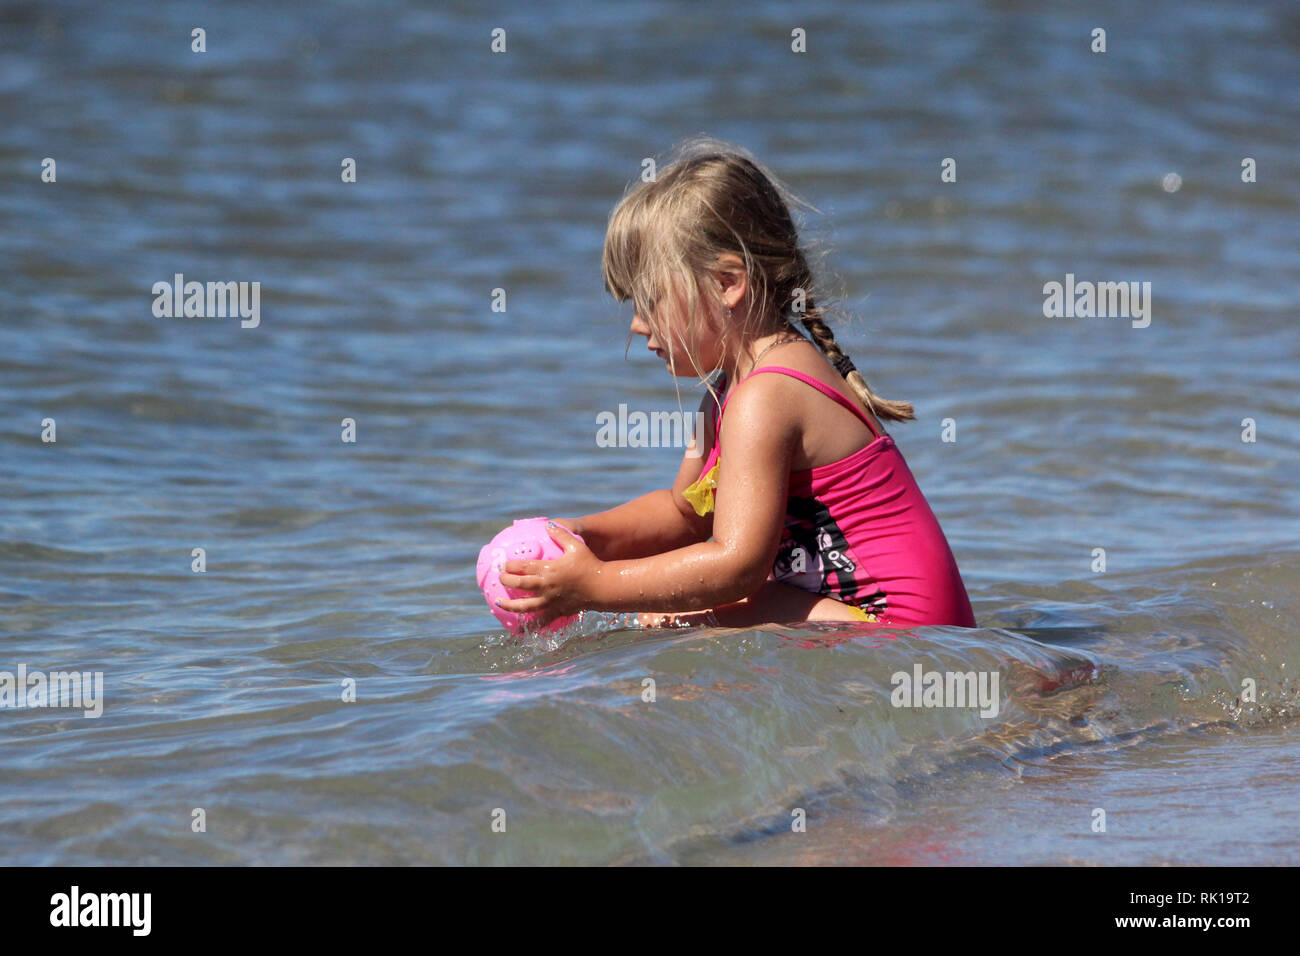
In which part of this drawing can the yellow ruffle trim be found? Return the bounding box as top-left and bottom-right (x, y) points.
(682, 463), (719, 516)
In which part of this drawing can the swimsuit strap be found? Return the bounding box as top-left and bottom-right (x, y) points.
(720, 365), (881, 439)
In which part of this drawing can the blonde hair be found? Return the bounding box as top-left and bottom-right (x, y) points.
(601, 134), (914, 422)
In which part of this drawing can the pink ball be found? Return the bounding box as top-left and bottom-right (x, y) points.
(476, 517), (584, 635)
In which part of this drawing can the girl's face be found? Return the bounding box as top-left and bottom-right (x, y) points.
(629, 284), (724, 379)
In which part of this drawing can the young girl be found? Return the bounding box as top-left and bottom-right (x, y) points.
(498, 137), (976, 631)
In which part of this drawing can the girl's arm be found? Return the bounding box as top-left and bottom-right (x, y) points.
(555, 388), (720, 561)
(556, 487), (707, 561)
(501, 379), (798, 617)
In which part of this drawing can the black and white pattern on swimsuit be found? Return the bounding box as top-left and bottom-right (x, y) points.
(771, 496), (886, 614)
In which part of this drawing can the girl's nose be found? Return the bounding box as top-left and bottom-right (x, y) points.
(630, 311), (650, 336)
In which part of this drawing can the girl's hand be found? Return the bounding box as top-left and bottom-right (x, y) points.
(497, 522), (601, 624)
(551, 517), (584, 537)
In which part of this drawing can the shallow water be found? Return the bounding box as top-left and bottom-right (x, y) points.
(1, 0), (1298, 865)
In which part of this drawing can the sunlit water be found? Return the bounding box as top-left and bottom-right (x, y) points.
(1, 0), (1298, 864)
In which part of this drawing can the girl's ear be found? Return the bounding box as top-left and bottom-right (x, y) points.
(713, 256), (748, 310)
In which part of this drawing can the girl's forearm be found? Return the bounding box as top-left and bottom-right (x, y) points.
(587, 540), (766, 613)
(558, 488), (705, 561)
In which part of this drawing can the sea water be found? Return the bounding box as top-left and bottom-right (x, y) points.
(1, 0), (1297, 864)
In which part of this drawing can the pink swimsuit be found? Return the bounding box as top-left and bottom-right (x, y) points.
(684, 366), (977, 629)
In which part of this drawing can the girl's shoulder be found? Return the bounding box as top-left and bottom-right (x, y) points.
(725, 355), (886, 468)
(745, 355), (885, 434)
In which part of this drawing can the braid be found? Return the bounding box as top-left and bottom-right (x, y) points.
(795, 297), (916, 423)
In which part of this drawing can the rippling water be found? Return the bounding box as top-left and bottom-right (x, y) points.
(2, 0), (1298, 865)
